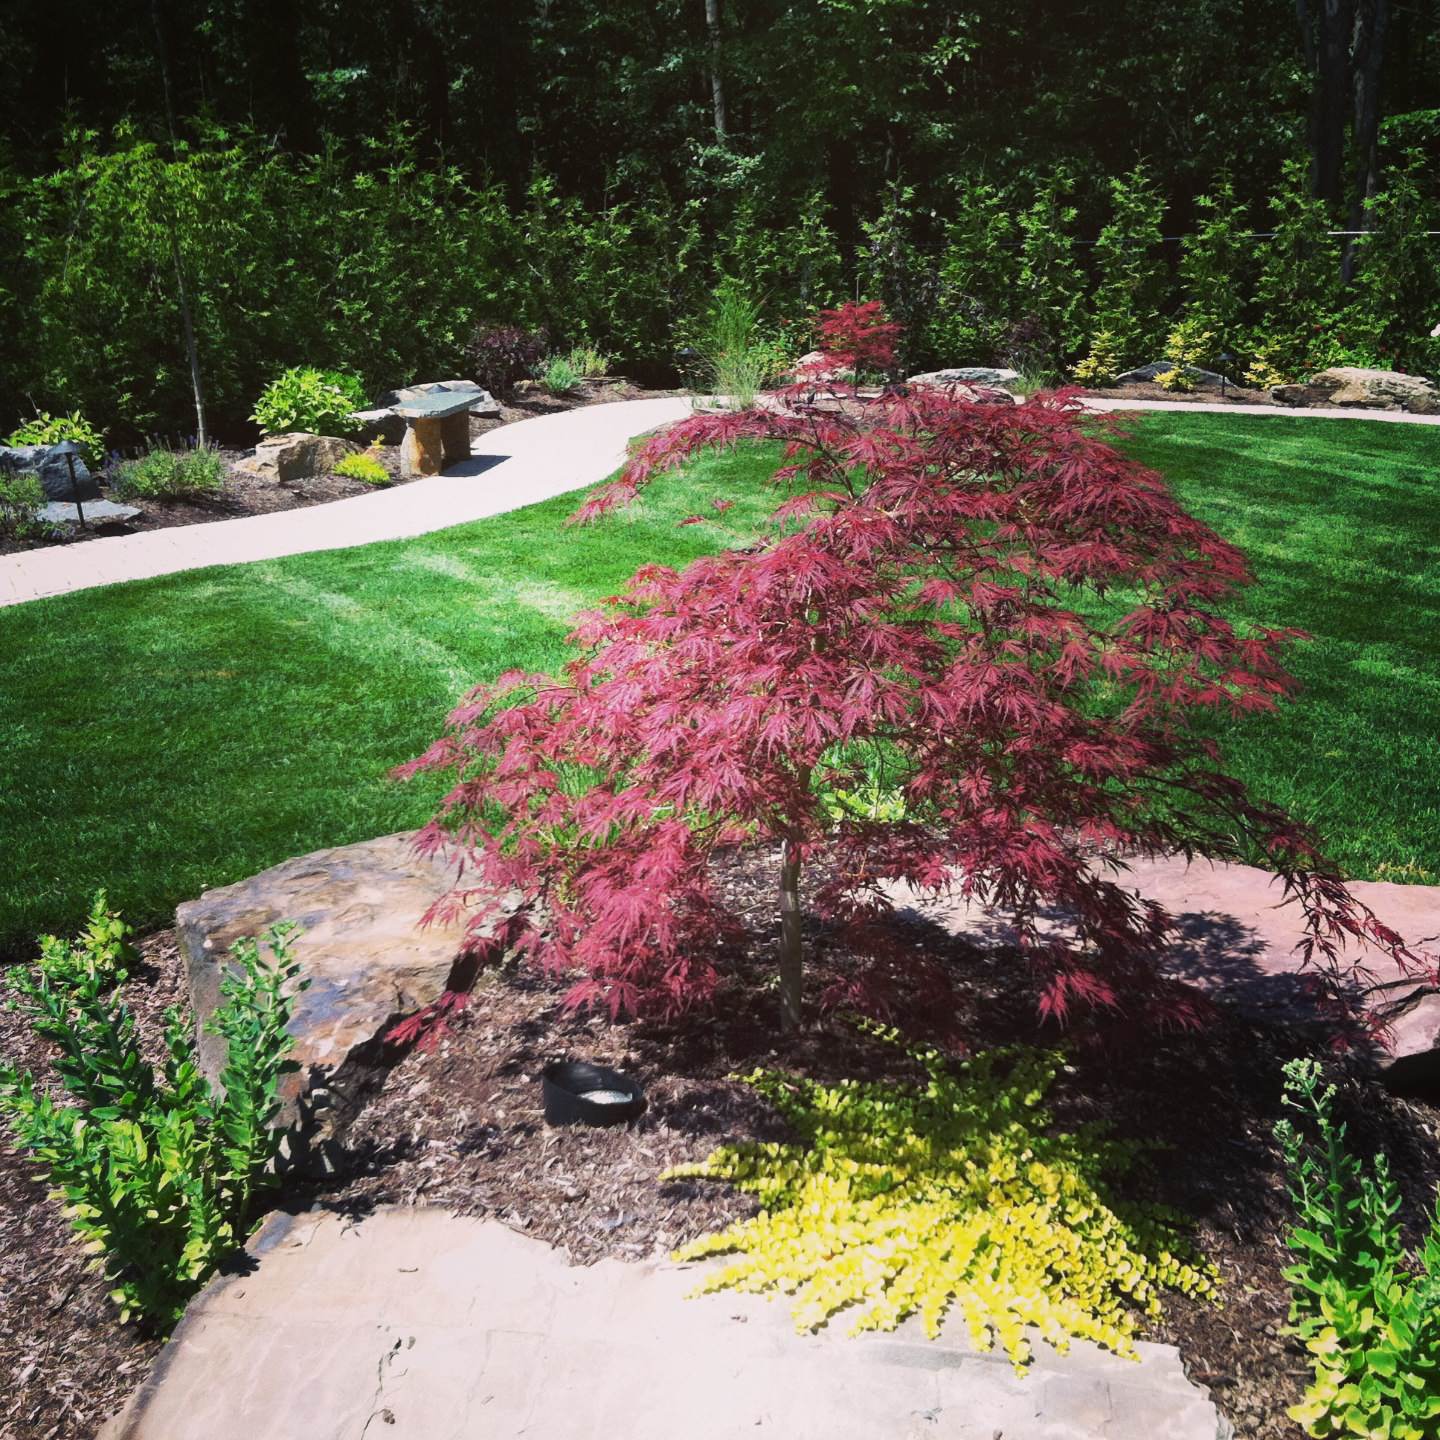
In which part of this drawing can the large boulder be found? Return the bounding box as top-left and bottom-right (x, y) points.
(905, 370), (1016, 405)
(1272, 366), (1440, 414)
(885, 856), (1440, 1092)
(0, 444), (101, 501)
(908, 366), (1020, 388)
(1114, 361), (1230, 390)
(177, 831), (505, 1168)
(245, 432), (361, 483)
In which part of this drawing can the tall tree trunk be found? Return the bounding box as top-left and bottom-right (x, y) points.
(1343, 0), (1389, 282)
(1314, 0), (1353, 204)
(704, 0), (728, 144)
(153, 0), (208, 447)
(171, 231), (209, 449)
(778, 836), (803, 1031)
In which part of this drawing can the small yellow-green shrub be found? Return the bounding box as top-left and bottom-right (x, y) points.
(1073, 331), (1124, 388)
(665, 1027), (1217, 1371)
(334, 446), (389, 486)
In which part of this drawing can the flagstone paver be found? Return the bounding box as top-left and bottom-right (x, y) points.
(101, 1207), (1231, 1440)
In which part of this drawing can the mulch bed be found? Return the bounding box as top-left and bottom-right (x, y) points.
(0, 378), (676, 558)
(3, 845), (1439, 1439)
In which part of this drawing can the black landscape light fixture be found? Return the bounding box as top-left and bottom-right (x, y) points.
(541, 1060), (646, 1127)
(53, 440), (86, 528)
(1218, 351), (1235, 401)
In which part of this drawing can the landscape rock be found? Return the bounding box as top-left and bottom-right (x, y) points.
(886, 855), (1440, 1092)
(0, 444), (102, 501)
(246, 431), (361, 483)
(1114, 361), (1230, 389)
(908, 366), (1021, 387)
(101, 1208), (1231, 1440)
(791, 350), (855, 384)
(176, 831), (502, 1166)
(37, 499), (141, 527)
(1271, 366), (1440, 414)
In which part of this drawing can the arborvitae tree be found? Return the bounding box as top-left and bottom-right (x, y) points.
(1088, 163), (1169, 366)
(1178, 169), (1251, 359)
(1014, 169), (1086, 374)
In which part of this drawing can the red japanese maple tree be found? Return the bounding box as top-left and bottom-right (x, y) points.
(397, 303), (1426, 1036)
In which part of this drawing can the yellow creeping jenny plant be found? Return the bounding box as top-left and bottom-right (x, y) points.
(664, 1025), (1218, 1371)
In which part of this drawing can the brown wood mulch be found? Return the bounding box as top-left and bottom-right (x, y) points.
(3, 846), (1439, 1440)
(0, 379), (675, 558)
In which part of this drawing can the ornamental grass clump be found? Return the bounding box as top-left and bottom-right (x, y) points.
(664, 1025), (1217, 1370)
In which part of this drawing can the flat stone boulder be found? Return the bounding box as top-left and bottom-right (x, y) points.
(37, 499), (142, 526)
(908, 366), (1021, 387)
(1272, 366), (1440, 414)
(242, 431), (361, 483)
(887, 856), (1440, 1091)
(0, 444), (102, 501)
(177, 831), (485, 1163)
(101, 1209), (1229, 1440)
(1114, 361), (1230, 389)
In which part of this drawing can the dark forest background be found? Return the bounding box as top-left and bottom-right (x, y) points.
(1, 0), (1436, 441)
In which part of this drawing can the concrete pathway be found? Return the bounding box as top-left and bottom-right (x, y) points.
(0, 397), (691, 609)
(101, 1208), (1230, 1440)
(1082, 395), (1440, 424)
(4, 392), (1435, 611)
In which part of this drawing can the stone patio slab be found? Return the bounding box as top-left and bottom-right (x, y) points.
(101, 1208), (1231, 1440)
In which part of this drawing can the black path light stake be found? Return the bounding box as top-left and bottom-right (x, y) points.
(1218, 351), (1235, 401)
(53, 440), (86, 529)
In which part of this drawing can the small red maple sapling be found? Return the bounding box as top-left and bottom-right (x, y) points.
(395, 302), (1430, 1039)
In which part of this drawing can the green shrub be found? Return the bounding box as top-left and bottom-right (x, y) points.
(1276, 1059), (1440, 1439)
(111, 446), (226, 501)
(0, 897), (307, 1327)
(0, 468), (47, 541)
(251, 367), (367, 437)
(665, 1025), (1217, 1371)
(333, 446), (390, 486)
(566, 345), (611, 379)
(5, 409), (105, 469)
(540, 354), (582, 395)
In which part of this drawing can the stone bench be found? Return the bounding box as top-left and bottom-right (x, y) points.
(352, 380), (501, 476)
(392, 390), (479, 477)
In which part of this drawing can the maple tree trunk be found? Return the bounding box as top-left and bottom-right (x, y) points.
(779, 836), (802, 1031)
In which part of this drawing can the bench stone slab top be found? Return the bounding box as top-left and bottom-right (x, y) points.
(390, 391), (486, 420)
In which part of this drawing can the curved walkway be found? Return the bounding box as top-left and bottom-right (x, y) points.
(0, 397), (691, 609)
(3, 392), (1436, 610)
(1083, 394), (1440, 423)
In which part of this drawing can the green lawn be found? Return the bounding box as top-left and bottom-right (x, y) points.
(1, 413), (1436, 956)
(1119, 412), (1439, 885)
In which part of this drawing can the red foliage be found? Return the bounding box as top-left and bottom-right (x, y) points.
(810, 299), (902, 374)
(397, 308), (1431, 1036)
